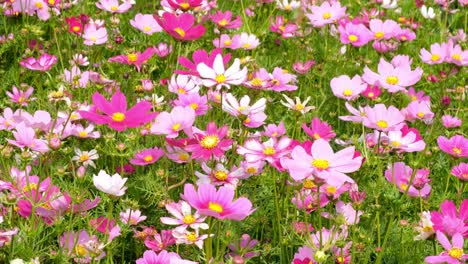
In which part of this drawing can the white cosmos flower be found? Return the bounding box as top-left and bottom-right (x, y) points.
(93, 170), (127, 197)
(421, 5), (435, 19)
(382, 0), (398, 9)
(72, 148), (99, 168)
(196, 54), (248, 90)
(280, 94), (315, 114)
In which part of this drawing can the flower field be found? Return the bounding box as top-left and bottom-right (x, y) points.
(0, 0), (467, 263)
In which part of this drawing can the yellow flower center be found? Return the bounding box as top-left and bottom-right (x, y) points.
(246, 167), (257, 174)
(263, 147), (276, 156)
(375, 32), (384, 39)
(79, 154), (89, 162)
(200, 135), (220, 149)
(223, 40), (232, 46)
(448, 248), (463, 259)
(186, 232), (197, 242)
(343, 89), (353, 97)
(452, 147), (462, 155)
(110, 5), (118, 11)
(75, 244), (87, 256)
(386, 76), (399, 85)
(143, 26), (151, 32)
(348, 34), (358, 42)
(431, 54), (440, 61)
(214, 171), (228, 181)
(323, 12), (331, 19)
(35, 1), (43, 8)
(174, 27), (186, 38)
(422, 225), (433, 232)
(452, 54), (461, 61)
(183, 214), (195, 225)
(243, 117), (251, 124)
(215, 74), (226, 83)
(411, 95), (417, 101)
(312, 159), (330, 170)
(326, 185), (337, 194)
(78, 131), (88, 138)
(279, 25), (285, 32)
(219, 19), (228, 26)
(242, 43), (251, 49)
(400, 183), (408, 191)
(143, 155), (153, 162)
(172, 123), (181, 131)
(295, 104), (305, 111)
(284, 4), (291, 10)
(90, 36), (97, 42)
(391, 141), (401, 147)
(401, 36), (407, 41)
(368, 92), (375, 98)
(72, 26), (81, 32)
(23, 183), (38, 192)
(178, 153), (190, 161)
(127, 53), (138, 62)
(112, 112), (126, 122)
(237, 106), (247, 111)
(250, 78), (263, 87)
(313, 133), (321, 140)
(303, 179), (315, 189)
(376, 120), (388, 129)
(177, 88), (186, 94)
(190, 103), (198, 110)
(180, 2), (190, 10)
(417, 112), (425, 118)
(48, 0), (55, 4)
(208, 202), (223, 213)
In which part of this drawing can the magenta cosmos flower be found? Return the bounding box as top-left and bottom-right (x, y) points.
(176, 48), (231, 76)
(78, 91), (157, 132)
(281, 139), (363, 186)
(19, 53), (57, 71)
(155, 12), (205, 41)
(181, 183), (254, 220)
(6, 85), (35, 106)
(108, 47), (157, 72)
(185, 122), (233, 161)
(437, 135), (468, 158)
(136, 250), (195, 264)
(384, 162), (431, 198)
(210, 10), (242, 29)
(431, 200), (468, 238)
(301, 117), (336, 141)
(130, 147), (165, 166)
(451, 163), (468, 181)
(425, 231), (467, 264)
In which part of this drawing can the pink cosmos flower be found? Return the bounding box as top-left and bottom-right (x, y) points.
(237, 137), (292, 166)
(150, 106), (195, 138)
(263, 122), (286, 138)
(173, 92), (208, 116)
(19, 53), (57, 71)
(83, 24), (108, 46)
(197, 53), (247, 90)
(442, 115), (462, 128)
(144, 230), (176, 252)
(222, 93), (267, 128)
(7, 122), (49, 153)
(6, 85), (35, 106)
(168, 74), (200, 95)
(362, 57), (423, 93)
(281, 139), (362, 186)
(153, 42), (173, 58)
(210, 10), (242, 29)
(176, 48), (231, 77)
(78, 90), (157, 132)
(108, 47), (157, 72)
(302, 117), (336, 141)
(330, 75), (367, 101)
(213, 34), (241, 49)
(305, 1), (347, 27)
(338, 22), (373, 47)
(166, 0), (202, 11)
(181, 183), (254, 220)
(425, 232), (467, 264)
(136, 250), (196, 264)
(120, 209), (147, 225)
(59, 230), (105, 262)
(0, 228), (18, 248)
(402, 101), (434, 123)
(431, 200), (468, 237)
(237, 33), (260, 50)
(161, 201), (208, 231)
(130, 14), (162, 35)
(407, 87), (430, 102)
(155, 12), (206, 41)
(437, 135), (468, 158)
(130, 147), (165, 166)
(339, 103), (366, 123)
(387, 126), (426, 153)
(172, 228), (211, 249)
(63, 66), (90, 88)
(195, 162), (244, 189)
(336, 201), (362, 225)
(227, 233), (259, 260)
(361, 84), (382, 100)
(292, 60), (315, 74)
(96, 0), (133, 13)
(362, 104), (405, 132)
(446, 40), (468, 66)
(451, 163), (468, 181)
(270, 16), (298, 38)
(185, 122), (233, 161)
(369, 19), (400, 40)
(385, 162), (431, 198)
(420, 42), (448, 65)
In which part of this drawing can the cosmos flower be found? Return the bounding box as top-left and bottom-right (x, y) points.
(108, 47), (157, 72)
(130, 14), (162, 35)
(6, 85), (35, 106)
(425, 232), (467, 263)
(155, 12), (206, 41)
(96, 0), (133, 13)
(19, 53), (57, 71)
(430, 200), (468, 238)
(130, 147), (165, 166)
(437, 135), (468, 158)
(185, 122), (233, 161)
(93, 170), (127, 197)
(197, 53), (247, 90)
(330, 75), (367, 101)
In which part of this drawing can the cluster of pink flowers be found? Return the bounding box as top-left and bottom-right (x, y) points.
(420, 40), (468, 66)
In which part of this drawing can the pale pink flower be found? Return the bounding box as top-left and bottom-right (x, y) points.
(7, 122), (49, 153)
(362, 104), (405, 132)
(150, 106), (195, 138)
(130, 14), (162, 35)
(160, 201), (208, 231)
(330, 75), (367, 101)
(120, 209), (147, 225)
(96, 0), (133, 13)
(83, 24), (108, 46)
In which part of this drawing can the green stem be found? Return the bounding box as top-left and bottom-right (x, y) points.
(375, 215), (394, 264)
